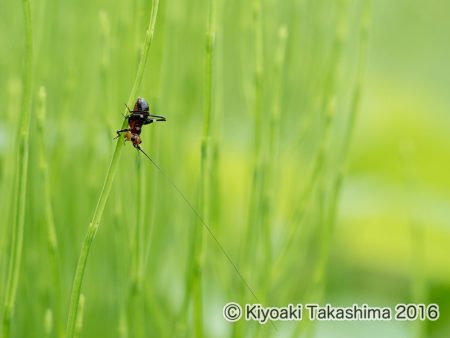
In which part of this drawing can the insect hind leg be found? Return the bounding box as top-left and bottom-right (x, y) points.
(114, 128), (130, 140)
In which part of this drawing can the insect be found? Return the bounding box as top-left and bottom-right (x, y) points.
(115, 97), (166, 149)
(115, 97), (261, 307)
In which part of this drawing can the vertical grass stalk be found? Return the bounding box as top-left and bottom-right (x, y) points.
(65, 1), (160, 337)
(0, 81), (21, 291)
(44, 308), (53, 337)
(260, 25), (288, 296)
(37, 87), (64, 338)
(126, 0), (147, 333)
(277, 0), (347, 284)
(126, 153), (146, 338)
(232, 2), (264, 337)
(322, 0), (371, 262)
(235, 3), (265, 338)
(298, 8), (371, 337)
(192, 0), (216, 336)
(243, 0), (264, 283)
(310, 0), (370, 310)
(73, 294), (85, 338)
(310, 0), (350, 299)
(289, 2), (350, 337)
(2, 0), (33, 336)
(295, 4), (370, 337)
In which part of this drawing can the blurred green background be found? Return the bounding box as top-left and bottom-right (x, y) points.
(1, 0), (449, 337)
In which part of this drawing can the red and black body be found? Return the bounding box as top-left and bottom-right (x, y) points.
(116, 97), (166, 148)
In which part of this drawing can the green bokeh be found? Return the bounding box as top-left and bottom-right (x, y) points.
(0, 0), (449, 337)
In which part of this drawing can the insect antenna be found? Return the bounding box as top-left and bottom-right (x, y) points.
(136, 145), (261, 303)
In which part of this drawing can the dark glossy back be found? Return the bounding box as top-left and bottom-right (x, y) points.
(134, 97), (150, 112)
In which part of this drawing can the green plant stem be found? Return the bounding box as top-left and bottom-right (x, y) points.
(127, 154), (146, 338)
(317, 0), (371, 282)
(65, 1), (160, 337)
(321, 0), (371, 271)
(193, 0), (216, 336)
(232, 3), (264, 338)
(260, 25), (288, 295)
(37, 87), (64, 338)
(292, 11), (372, 337)
(276, 0), (347, 283)
(2, 0), (33, 337)
(126, 0), (147, 334)
(243, 0), (264, 282)
(73, 294), (85, 338)
(312, 0), (350, 296)
(289, 2), (349, 337)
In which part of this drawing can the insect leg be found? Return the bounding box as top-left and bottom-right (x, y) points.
(114, 128), (130, 140)
(123, 103), (133, 118)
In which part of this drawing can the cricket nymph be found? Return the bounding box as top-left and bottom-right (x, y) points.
(116, 97), (166, 148)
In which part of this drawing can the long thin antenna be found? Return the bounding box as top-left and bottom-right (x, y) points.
(136, 145), (261, 303)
